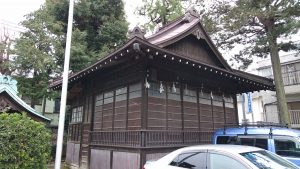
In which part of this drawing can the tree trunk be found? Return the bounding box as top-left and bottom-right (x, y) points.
(162, 0), (167, 25)
(266, 20), (291, 127)
(41, 95), (47, 115)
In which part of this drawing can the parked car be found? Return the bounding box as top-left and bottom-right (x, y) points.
(213, 123), (300, 166)
(143, 144), (299, 169)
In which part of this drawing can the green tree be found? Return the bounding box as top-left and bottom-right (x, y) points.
(0, 113), (51, 169)
(136, 0), (220, 32)
(136, 0), (184, 31)
(12, 8), (62, 101)
(196, 0), (300, 126)
(9, 0), (128, 101)
(0, 29), (13, 75)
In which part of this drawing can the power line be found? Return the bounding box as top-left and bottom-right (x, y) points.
(0, 22), (26, 32)
(0, 19), (23, 27)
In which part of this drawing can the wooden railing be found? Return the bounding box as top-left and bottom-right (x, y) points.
(68, 123), (82, 142)
(89, 130), (213, 148)
(90, 130), (141, 147)
(290, 110), (300, 125)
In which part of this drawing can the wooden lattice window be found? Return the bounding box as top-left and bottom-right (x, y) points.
(71, 106), (83, 123)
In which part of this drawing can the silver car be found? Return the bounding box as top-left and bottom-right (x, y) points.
(144, 145), (299, 169)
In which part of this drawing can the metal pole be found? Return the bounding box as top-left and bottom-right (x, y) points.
(55, 0), (74, 168)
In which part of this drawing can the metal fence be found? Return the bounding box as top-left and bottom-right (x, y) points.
(290, 110), (300, 126)
(267, 70), (300, 86)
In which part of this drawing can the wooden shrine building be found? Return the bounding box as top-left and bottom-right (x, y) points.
(0, 75), (51, 123)
(50, 9), (275, 169)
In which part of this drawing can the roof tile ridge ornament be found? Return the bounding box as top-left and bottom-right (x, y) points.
(0, 74), (18, 94)
(128, 26), (146, 39)
(183, 7), (200, 23)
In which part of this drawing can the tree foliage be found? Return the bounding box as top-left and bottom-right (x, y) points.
(137, 0), (300, 69)
(0, 29), (13, 75)
(200, 0), (300, 69)
(0, 113), (51, 169)
(9, 0), (128, 101)
(136, 0), (184, 31)
(197, 0), (300, 126)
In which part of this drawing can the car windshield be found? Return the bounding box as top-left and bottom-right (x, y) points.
(240, 150), (298, 169)
(274, 137), (300, 158)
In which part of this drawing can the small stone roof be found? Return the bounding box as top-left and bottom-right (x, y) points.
(0, 75), (51, 123)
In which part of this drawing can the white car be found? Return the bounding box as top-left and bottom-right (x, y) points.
(144, 145), (299, 169)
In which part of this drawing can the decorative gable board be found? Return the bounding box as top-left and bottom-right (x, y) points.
(164, 35), (226, 68)
(147, 14), (231, 71)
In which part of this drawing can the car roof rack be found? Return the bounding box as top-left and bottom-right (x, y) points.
(222, 122), (288, 135)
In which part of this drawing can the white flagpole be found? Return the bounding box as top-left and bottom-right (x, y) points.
(55, 0), (74, 168)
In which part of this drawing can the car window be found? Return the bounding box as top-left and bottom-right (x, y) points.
(239, 138), (268, 150)
(217, 136), (238, 144)
(240, 150), (298, 169)
(170, 152), (206, 169)
(217, 136), (269, 150)
(274, 138), (300, 158)
(255, 139), (268, 150)
(208, 153), (247, 169)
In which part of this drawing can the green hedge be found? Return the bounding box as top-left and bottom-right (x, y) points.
(0, 113), (51, 169)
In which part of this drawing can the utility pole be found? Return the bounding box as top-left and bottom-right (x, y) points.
(54, 0), (74, 168)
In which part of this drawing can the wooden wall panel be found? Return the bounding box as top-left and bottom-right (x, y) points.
(65, 142), (73, 164)
(213, 105), (225, 129)
(114, 100), (127, 129)
(148, 97), (166, 129)
(81, 124), (90, 145)
(200, 103), (213, 131)
(65, 142), (80, 166)
(93, 104), (102, 130)
(183, 102), (198, 130)
(164, 35), (224, 68)
(93, 93), (103, 130)
(73, 143), (80, 165)
(102, 103), (113, 130)
(225, 107), (237, 124)
(112, 152), (140, 169)
(167, 100), (182, 130)
(128, 98), (141, 130)
(90, 149), (111, 169)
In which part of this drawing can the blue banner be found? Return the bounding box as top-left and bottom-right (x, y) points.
(247, 92), (253, 113)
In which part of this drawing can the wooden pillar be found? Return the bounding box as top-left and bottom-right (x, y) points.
(233, 94), (239, 124)
(88, 82), (96, 169)
(223, 95), (227, 126)
(211, 93), (215, 130)
(180, 84), (184, 143)
(140, 151), (146, 169)
(141, 80), (148, 130)
(166, 83), (169, 130)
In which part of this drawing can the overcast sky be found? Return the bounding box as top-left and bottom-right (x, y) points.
(1, 0), (298, 71)
(0, 0), (145, 36)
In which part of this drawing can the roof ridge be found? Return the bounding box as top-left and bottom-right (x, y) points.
(147, 7), (200, 39)
(146, 15), (186, 39)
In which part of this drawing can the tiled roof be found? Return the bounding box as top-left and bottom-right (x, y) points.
(0, 85), (51, 122)
(49, 37), (275, 92)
